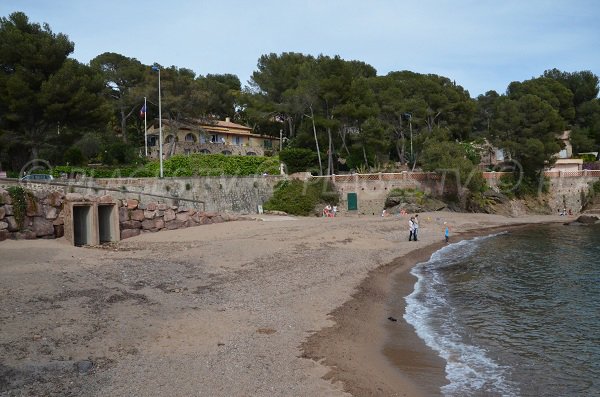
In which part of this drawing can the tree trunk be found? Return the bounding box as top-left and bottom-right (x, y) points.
(309, 105), (323, 176)
(362, 145), (369, 169)
(120, 108), (128, 144)
(327, 127), (333, 175)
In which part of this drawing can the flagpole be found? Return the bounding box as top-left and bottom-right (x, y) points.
(151, 64), (163, 179)
(144, 96), (148, 157)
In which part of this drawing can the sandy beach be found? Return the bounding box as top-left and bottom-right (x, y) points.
(0, 212), (567, 396)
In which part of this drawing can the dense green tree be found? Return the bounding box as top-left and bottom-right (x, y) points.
(491, 94), (564, 178)
(90, 52), (146, 143)
(198, 73), (241, 119)
(473, 90), (500, 136)
(420, 138), (485, 194)
(248, 52), (315, 137)
(279, 147), (318, 174)
(507, 77), (575, 123)
(0, 12), (108, 169)
(543, 69), (599, 107)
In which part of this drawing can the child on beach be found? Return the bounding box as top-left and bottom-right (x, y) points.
(444, 222), (449, 243)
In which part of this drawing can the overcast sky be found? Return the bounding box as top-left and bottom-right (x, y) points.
(2, 0), (599, 97)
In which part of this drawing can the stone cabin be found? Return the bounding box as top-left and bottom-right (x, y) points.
(146, 117), (280, 158)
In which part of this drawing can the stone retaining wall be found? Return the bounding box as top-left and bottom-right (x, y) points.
(0, 188), (238, 243)
(116, 196), (239, 240)
(0, 189), (65, 242)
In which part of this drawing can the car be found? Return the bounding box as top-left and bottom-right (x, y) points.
(20, 174), (54, 182)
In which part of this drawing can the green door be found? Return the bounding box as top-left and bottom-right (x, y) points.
(347, 192), (358, 211)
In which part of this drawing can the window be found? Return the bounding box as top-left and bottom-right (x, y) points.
(233, 136), (241, 145)
(263, 140), (273, 149)
(165, 135), (175, 143)
(184, 133), (196, 142)
(210, 134), (219, 143)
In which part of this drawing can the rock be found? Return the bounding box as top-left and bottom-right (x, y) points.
(15, 230), (36, 240)
(157, 203), (168, 211)
(176, 212), (190, 222)
(75, 360), (94, 374)
(98, 195), (114, 204)
(119, 207), (129, 222)
(44, 191), (63, 207)
(45, 206), (58, 220)
(165, 220), (184, 230)
(0, 189), (11, 205)
(0, 230), (8, 241)
(126, 199), (139, 209)
(575, 215), (599, 224)
(54, 224), (64, 238)
(83, 194), (98, 202)
(130, 209), (145, 221)
(65, 193), (84, 202)
(52, 215), (65, 226)
(146, 202), (158, 211)
(144, 210), (157, 219)
(0, 221), (7, 230)
(121, 220), (142, 229)
(4, 204), (13, 216)
(141, 218), (162, 230)
(32, 217), (55, 237)
(163, 209), (176, 222)
(212, 215), (224, 223)
(200, 216), (214, 225)
(0, 207), (5, 219)
(137, 202), (147, 210)
(120, 228), (141, 239)
(5, 216), (18, 232)
(26, 198), (43, 217)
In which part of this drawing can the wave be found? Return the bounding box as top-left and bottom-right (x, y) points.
(404, 232), (519, 396)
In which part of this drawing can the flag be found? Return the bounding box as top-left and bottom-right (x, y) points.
(140, 105), (146, 118)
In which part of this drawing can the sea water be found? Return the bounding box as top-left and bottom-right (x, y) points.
(404, 224), (600, 396)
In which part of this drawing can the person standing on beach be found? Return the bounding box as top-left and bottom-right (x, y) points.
(409, 217), (415, 241)
(413, 214), (419, 241)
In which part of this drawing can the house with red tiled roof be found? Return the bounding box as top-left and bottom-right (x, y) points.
(145, 117), (280, 158)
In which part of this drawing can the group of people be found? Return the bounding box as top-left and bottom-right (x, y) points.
(408, 214), (419, 241)
(323, 204), (337, 217)
(558, 208), (573, 216)
(408, 213), (450, 243)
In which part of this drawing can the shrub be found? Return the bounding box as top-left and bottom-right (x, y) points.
(499, 173), (549, 198)
(263, 178), (338, 216)
(7, 186), (35, 230)
(279, 148), (318, 174)
(49, 154), (279, 178)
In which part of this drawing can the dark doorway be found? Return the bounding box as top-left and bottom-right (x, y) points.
(73, 205), (92, 246)
(98, 204), (116, 243)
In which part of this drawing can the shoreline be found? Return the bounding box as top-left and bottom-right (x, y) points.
(301, 221), (562, 397)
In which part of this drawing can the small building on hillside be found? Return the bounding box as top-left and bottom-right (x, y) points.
(474, 139), (507, 170)
(145, 117), (280, 158)
(548, 130), (583, 172)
